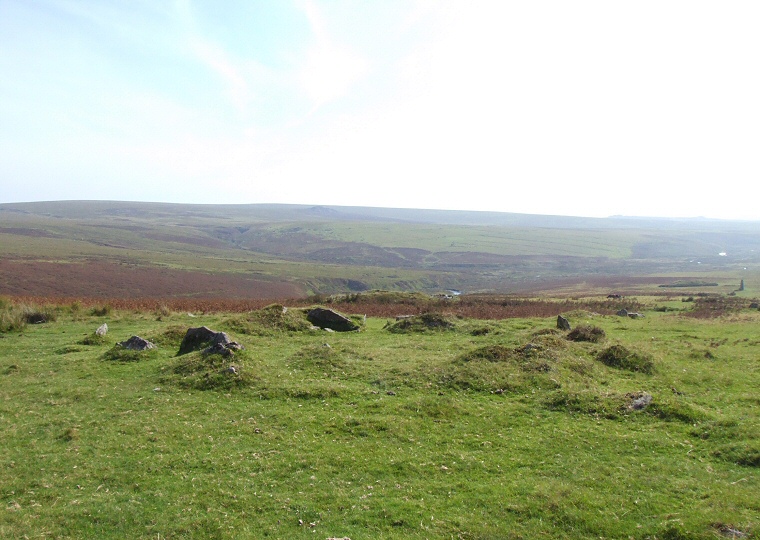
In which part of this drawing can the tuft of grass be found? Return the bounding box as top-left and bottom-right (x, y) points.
(0, 302), (57, 332)
(567, 325), (606, 343)
(78, 332), (109, 346)
(90, 304), (112, 316)
(544, 389), (629, 419)
(291, 344), (349, 372)
(58, 427), (79, 442)
(712, 444), (760, 468)
(596, 344), (655, 374)
(460, 344), (513, 363)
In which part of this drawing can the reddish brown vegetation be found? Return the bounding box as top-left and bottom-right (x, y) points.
(684, 295), (752, 318)
(0, 259), (302, 300)
(320, 294), (642, 320)
(5, 292), (644, 319)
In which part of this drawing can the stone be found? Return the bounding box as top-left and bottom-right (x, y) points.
(202, 342), (235, 357)
(306, 307), (359, 332)
(119, 336), (155, 351)
(556, 315), (571, 331)
(179, 326), (243, 355)
(616, 309), (629, 317)
(749, 302), (759, 309)
(627, 312), (645, 319)
(629, 393), (653, 410)
(96, 323), (108, 336)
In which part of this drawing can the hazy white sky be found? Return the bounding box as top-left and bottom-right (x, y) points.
(1, 1), (759, 219)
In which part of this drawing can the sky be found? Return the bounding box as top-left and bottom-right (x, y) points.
(1, 0), (759, 219)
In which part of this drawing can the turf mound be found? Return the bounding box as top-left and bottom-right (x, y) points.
(385, 312), (455, 333)
(597, 344), (655, 374)
(567, 325), (606, 343)
(164, 349), (251, 391)
(225, 304), (313, 335)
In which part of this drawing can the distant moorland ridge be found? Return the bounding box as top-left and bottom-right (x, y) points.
(1, 200), (759, 299)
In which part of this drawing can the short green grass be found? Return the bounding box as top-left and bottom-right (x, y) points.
(1, 302), (758, 539)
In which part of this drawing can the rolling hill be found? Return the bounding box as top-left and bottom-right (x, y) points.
(1, 201), (759, 299)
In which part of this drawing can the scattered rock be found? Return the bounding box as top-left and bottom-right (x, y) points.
(616, 309), (629, 317)
(628, 392), (653, 410)
(749, 302), (759, 309)
(202, 342), (237, 357)
(716, 525), (748, 538)
(118, 336), (155, 351)
(386, 391), (396, 396)
(96, 323), (108, 336)
(627, 312), (645, 319)
(178, 326), (243, 356)
(307, 307), (360, 332)
(556, 315), (571, 331)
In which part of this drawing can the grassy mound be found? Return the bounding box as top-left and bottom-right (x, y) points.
(102, 345), (158, 362)
(385, 312), (455, 333)
(78, 333), (109, 346)
(597, 344), (655, 374)
(146, 325), (189, 348)
(163, 349), (251, 391)
(291, 344), (346, 371)
(225, 304), (313, 335)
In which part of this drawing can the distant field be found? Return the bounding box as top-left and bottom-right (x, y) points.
(2, 201), (759, 298)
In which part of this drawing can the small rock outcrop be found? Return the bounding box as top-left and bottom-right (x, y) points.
(119, 336), (155, 350)
(96, 323), (108, 336)
(306, 307), (360, 332)
(178, 326), (243, 356)
(556, 315), (571, 331)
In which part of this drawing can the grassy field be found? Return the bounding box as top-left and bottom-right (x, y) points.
(1, 294), (758, 539)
